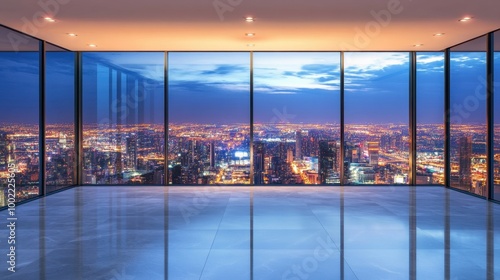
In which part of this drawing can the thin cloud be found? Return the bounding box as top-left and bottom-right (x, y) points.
(200, 65), (248, 75)
(256, 68), (340, 92)
(344, 52), (409, 73)
(416, 54), (444, 64)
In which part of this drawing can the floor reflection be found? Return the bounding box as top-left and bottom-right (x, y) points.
(0, 186), (498, 280)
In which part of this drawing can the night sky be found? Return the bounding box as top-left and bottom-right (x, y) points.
(0, 51), (498, 125)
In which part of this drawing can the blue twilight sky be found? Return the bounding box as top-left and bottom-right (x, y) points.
(0, 51), (498, 125)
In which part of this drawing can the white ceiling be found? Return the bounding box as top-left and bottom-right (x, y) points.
(0, 0), (499, 51)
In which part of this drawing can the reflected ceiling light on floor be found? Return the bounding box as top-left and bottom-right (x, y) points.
(459, 16), (473, 22)
(44, 17), (56, 22)
(413, 44), (423, 47)
(433, 33), (445, 37)
(88, 44), (97, 48)
(245, 17), (254, 22)
(245, 33), (255, 37)
(67, 33), (77, 37)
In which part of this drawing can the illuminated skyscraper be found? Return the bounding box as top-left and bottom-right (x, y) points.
(58, 132), (67, 147)
(295, 130), (302, 160)
(394, 134), (403, 151)
(116, 151), (123, 181)
(189, 140), (196, 166)
(307, 130), (321, 157)
(0, 131), (9, 171)
(318, 140), (337, 184)
(380, 134), (391, 151)
(253, 141), (265, 184)
(0, 189), (5, 207)
(286, 148), (294, 163)
(459, 136), (472, 191)
(126, 136), (138, 170)
(366, 141), (379, 166)
(209, 141), (215, 168)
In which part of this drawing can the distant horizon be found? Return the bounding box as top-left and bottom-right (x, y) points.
(0, 121), (474, 126)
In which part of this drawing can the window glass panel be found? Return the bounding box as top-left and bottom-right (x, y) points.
(494, 31), (500, 201)
(344, 52), (410, 185)
(450, 35), (488, 280)
(168, 52), (250, 185)
(416, 52), (445, 185)
(253, 52), (341, 185)
(46, 44), (75, 192)
(450, 36), (487, 196)
(82, 52), (165, 185)
(0, 26), (40, 205)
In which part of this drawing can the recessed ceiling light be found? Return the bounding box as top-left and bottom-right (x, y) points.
(413, 44), (423, 47)
(245, 33), (255, 37)
(247, 44), (255, 47)
(459, 16), (473, 22)
(245, 17), (254, 22)
(88, 44), (97, 48)
(67, 33), (77, 37)
(433, 33), (445, 37)
(44, 17), (56, 22)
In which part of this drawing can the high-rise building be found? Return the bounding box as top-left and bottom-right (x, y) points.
(209, 141), (215, 168)
(307, 130), (321, 157)
(0, 131), (9, 171)
(380, 134), (391, 151)
(253, 141), (265, 185)
(171, 164), (183, 184)
(126, 136), (138, 170)
(394, 134), (403, 151)
(58, 132), (67, 147)
(116, 151), (123, 181)
(459, 136), (472, 191)
(189, 140), (196, 166)
(295, 130), (302, 160)
(366, 141), (380, 166)
(318, 140), (337, 184)
(0, 188), (5, 207)
(286, 148), (294, 163)
(349, 163), (376, 184)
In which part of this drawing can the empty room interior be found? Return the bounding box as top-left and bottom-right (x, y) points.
(1, 0), (500, 279)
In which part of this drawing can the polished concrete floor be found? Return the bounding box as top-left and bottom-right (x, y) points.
(0, 186), (499, 280)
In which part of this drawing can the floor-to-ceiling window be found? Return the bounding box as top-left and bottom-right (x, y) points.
(168, 52), (250, 185)
(0, 26), (40, 205)
(45, 43), (76, 193)
(253, 52), (341, 185)
(82, 52), (165, 185)
(450, 36), (487, 197)
(344, 52), (410, 185)
(449, 36), (489, 279)
(494, 31), (500, 201)
(416, 52), (445, 185)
